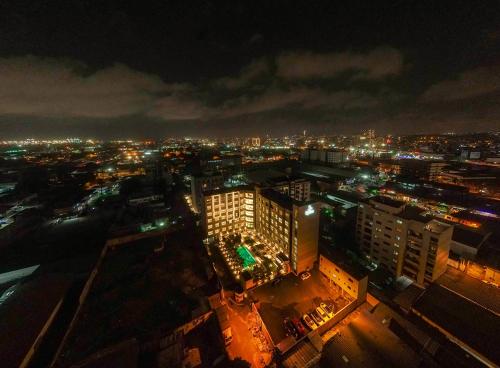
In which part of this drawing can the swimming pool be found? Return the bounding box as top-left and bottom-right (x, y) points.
(236, 245), (256, 269)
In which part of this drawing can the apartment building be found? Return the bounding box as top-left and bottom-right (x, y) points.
(201, 186), (255, 237)
(356, 196), (453, 286)
(190, 172), (224, 213)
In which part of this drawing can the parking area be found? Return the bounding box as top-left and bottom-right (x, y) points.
(250, 268), (350, 348)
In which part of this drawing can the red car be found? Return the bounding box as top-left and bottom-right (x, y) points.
(292, 318), (306, 336)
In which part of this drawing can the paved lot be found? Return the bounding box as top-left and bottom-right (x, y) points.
(250, 268), (349, 345)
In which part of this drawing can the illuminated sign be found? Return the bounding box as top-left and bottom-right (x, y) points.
(305, 205), (315, 216)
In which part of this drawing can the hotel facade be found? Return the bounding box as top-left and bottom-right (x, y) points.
(201, 185), (319, 275)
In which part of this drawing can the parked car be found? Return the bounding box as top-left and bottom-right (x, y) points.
(284, 318), (299, 338)
(272, 276), (283, 286)
(292, 318), (306, 336)
(302, 314), (318, 330)
(316, 306), (329, 321)
(320, 302), (334, 317)
(300, 271), (311, 281)
(310, 310), (324, 325)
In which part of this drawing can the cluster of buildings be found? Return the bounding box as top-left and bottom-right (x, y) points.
(0, 132), (499, 368)
(196, 174), (318, 275)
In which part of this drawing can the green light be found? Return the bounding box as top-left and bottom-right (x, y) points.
(236, 246), (256, 269)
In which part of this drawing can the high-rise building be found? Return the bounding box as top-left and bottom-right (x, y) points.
(201, 185), (320, 275)
(255, 189), (319, 274)
(191, 172), (224, 213)
(356, 196), (453, 286)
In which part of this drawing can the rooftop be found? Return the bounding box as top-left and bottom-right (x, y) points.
(412, 284), (500, 366)
(319, 308), (421, 368)
(319, 246), (367, 281)
(425, 219), (452, 234)
(368, 195), (406, 209)
(451, 226), (489, 248)
(397, 206), (429, 223)
(0, 274), (72, 368)
(57, 229), (216, 366)
(437, 267), (500, 314)
(259, 188), (298, 210)
(203, 184), (254, 197)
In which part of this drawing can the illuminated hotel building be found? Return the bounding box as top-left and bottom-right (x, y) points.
(202, 186), (255, 237)
(255, 189), (319, 274)
(191, 172), (224, 213)
(356, 196), (453, 286)
(202, 186), (320, 275)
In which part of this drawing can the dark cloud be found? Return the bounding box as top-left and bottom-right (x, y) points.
(276, 47), (404, 80)
(0, 46), (498, 138)
(220, 88), (380, 118)
(0, 56), (199, 120)
(421, 65), (500, 102)
(214, 59), (270, 90)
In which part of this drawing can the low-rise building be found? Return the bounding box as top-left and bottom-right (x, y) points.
(398, 159), (447, 181)
(319, 248), (368, 301)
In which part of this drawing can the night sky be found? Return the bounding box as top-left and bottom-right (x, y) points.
(0, 0), (499, 138)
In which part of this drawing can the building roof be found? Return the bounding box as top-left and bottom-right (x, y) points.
(0, 274), (72, 368)
(397, 206), (429, 223)
(203, 184), (254, 197)
(412, 284), (500, 366)
(319, 308), (421, 368)
(451, 226), (489, 249)
(437, 267), (500, 315)
(368, 195), (406, 209)
(319, 246), (367, 281)
(259, 188), (297, 209)
(57, 230), (215, 366)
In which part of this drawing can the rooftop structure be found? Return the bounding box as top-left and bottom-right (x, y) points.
(411, 283), (500, 367)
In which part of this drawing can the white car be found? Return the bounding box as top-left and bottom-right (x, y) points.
(316, 306), (330, 321)
(320, 302), (334, 317)
(300, 272), (311, 281)
(302, 314), (318, 330)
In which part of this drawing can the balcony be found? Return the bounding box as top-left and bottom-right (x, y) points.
(404, 257), (420, 269)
